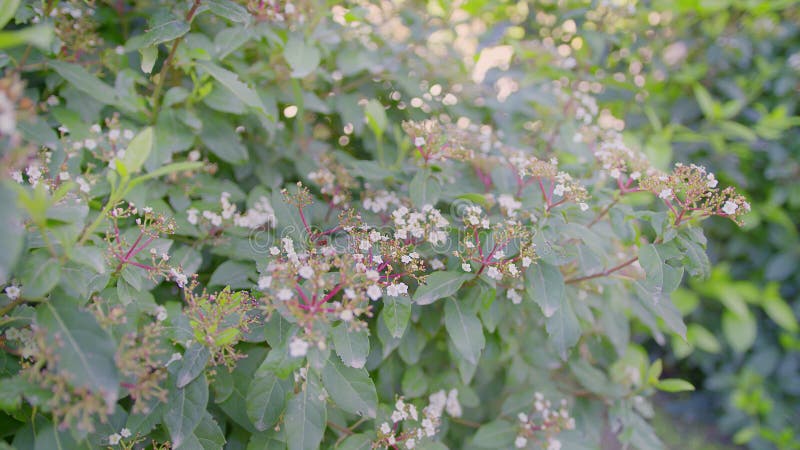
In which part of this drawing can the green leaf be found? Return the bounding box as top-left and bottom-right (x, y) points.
(382, 295), (411, 338)
(120, 127), (154, 175)
(196, 61), (270, 117)
(124, 17), (189, 51)
(444, 298), (485, 365)
(163, 373), (209, 448)
(761, 284), (798, 332)
(20, 251), (60, 298)
(331, 323), (369, 369)
(472, 419), (516, 448)
(693, 84), (717, 119)
(49, 60), (119, 107)
(36, 299), (120, 405)
(179, 412), (226, 449)
(199, 109), (249, 164)
(336, 434), (372, 450)
(545, 296), (580, 360)
(722, 310), (756, 353)
(0, 0), (21, 29)
(177, 343), (210, 388)
(409, 170), (441, 209)
(655, 378), (695, 392)
(638, 244), (683, 302)
(364, 99), (387, 138)
(0, 25), (53, 50)
(33, 421), (89, 450)
(285, 377), (326, 450)
(321, 357), (378, 418)
(0, 183), (24, 285)
(68, 245), (107, 274)
(525, 262), (565, 317)
(206, 0), (251, 23)
(283, 35), (321, 78)
(413, 271), (473, 305)
(246, 371), (290, 432)
(140, 46), (158, 74)
(646, 359), (663, 384)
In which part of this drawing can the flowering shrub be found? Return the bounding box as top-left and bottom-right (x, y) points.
(0, 1), (756, 449)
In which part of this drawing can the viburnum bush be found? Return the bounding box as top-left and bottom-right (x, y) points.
(0, 1), (752, 449)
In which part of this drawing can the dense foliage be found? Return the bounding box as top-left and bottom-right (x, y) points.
(0, 1), (795, 449)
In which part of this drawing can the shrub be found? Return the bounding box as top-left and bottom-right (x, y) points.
(0, 1), (755, 449)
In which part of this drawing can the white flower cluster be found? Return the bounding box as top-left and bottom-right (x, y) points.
(188, 193), (276, 230)
(362, 189), (403, 214)
(497, 194), (522, 218)
(308, 167), (347, 205)
(462, 204), (490, 229)
(392, 205), (449, 245)
(107, 427), (131, 446)
(514, 393), (575, 449)
(3, 327), (36, 359)
(377, 391), (460, 449)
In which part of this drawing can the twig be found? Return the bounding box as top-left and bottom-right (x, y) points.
(564, 256), (639, 284)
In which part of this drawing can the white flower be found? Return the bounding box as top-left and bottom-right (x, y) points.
(269, 246), (280, 255)
(90, 124), (102, 134)
(508, 289), (522, 304)
(108, 433), (121, 445)
(380, 422), (391, 434)
(547, 439), (561, 450)
(84, 139), (97, 150)
(289, 337), (309, 357)
(108, 129), (120, 141)
(430, 259), (445, 270)
(340, 309), (354, 322)
(722, 200), (738, 215)
(462, 263), (472, 272)
(365, 269), (380, 281)
(186, 208), (199, 225)
(658, 188), (673, 199)
(579, 202), (589, 211)
(298, 265), (314, 279)
(445, 389), (462, 417)
(522, 256), (532, 268)
(123, 129), (134, 140)
(405, 438), (416, 449)
(630, 171), (641, 180)
(4, 285), (20, 300)
(609, 168), (621, 179)
(391, 410), (404, 423)
(553, 184), (565, 197)
(486, 266), (502, 280)
(517, 412), (528, 423)
(277, 288), (293, 301)
(414, 136), (426, 147)
(76, 176), (91, 193)
(367, 285), (382, 301)
(257, 275), (272, 290)
(515, 436), (528, 448)
(155, 306), (168, 322)
(706, 173), (718, 188)
(169, 268), (188, 288)
(166, 352), (182, 366)
(120, 428), (131, 438)
(10, 171), (23, 183)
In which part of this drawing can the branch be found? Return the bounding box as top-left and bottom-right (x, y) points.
(564, 256), (639, 284)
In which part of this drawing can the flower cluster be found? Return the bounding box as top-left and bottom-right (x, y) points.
(402, 119), (478, 164)
(187, 192), (276, 231)
(455, 204), (535, 282)
(114, 322), (168, 414)
(391, 205), (450, 246)
(376, 391), (461, 449)
(307, 153), (356, 207)
(105, 203), (176, 278)
(514, 393), (576, 449)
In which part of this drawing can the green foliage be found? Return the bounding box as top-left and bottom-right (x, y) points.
(0, 1), (792, 450)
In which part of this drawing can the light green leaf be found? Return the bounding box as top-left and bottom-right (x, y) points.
(68, 245), (107, 274)
(444, 298), (485, 365)
(196, 61), (270, 117)
(49, 60), (119, 106)
(472, 419), (516, 448)
(331, 323), (369, 369)
(638, 244), (684, 302)
(364, 99), (387, 138)
(120, 127), (154, 175)
(246, 371), (290, 432)
(655, 378), (695, 392)
(382, 295), (411, 338)
(761, 284), (798, 332)
(140, 46), (158, 74)
(36, 299), (120, 405)
(413, 272), (473, 305)
(321, 357), (378, 418)
(336, 434), (372, 450)
(125, 17), (189, 51)
(177, 412), (226, 450)
(285, 377), (326, 450)
(722, 310), (756, 353)
(283, 35), (320, 78)
(163, 373), (209, 448)
(0, 0), (21, 29)
(525, 262), (564, 317)
(0, 25), (53, 50)
(206, 0), (251, 23)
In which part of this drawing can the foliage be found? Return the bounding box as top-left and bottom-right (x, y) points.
(0, 1), (785, 449)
